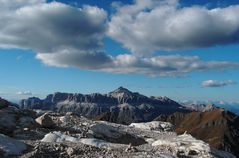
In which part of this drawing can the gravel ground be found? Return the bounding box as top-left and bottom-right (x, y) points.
(0, 111), (235, 158)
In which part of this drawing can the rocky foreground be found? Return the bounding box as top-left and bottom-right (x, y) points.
(0, 104), (236, 158)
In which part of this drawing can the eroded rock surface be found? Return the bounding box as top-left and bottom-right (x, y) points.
(0, 105), (236, 158)
(35, 113), (55, 128)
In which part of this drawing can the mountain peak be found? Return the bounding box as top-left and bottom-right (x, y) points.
(111, 87), (132, 94)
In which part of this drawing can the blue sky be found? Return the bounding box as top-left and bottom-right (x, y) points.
(0, 0), (239, 103)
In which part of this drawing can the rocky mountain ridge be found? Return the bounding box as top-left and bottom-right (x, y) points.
(181, 103), (217, 112)
(19, 87), (188, 124)
(155, 109), (239, 157)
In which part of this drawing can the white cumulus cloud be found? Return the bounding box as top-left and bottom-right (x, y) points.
(108, 0), (239, 55)
(0, 1), (107, 53)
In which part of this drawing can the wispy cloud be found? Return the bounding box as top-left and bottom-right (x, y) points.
(17, 91), (32, 96)
(37, 53), (239, 77)
(201, 80), (237, 88)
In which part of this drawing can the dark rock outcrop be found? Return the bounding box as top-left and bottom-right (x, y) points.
(0, 97), (10, 109)
(0, 98), (37, 136)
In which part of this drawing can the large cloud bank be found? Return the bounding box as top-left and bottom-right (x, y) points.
(0, 0), (239, 77)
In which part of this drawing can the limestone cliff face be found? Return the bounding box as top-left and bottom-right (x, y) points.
(19, 87), (187, 124)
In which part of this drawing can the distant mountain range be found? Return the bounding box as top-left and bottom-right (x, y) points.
(19, 87), (189, 124)
(216, 103), (239, 115)
(180, 103), (216, 112)
(19, 87), (239, 124)
(180, 100), (239, 115)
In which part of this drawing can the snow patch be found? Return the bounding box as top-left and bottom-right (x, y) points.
(41, 131), (128, 150)
(129, 121), (173, 131)
(80, 138), (127, 149)
(152, 134), (212, 157)
(41, 131), (79, 143)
